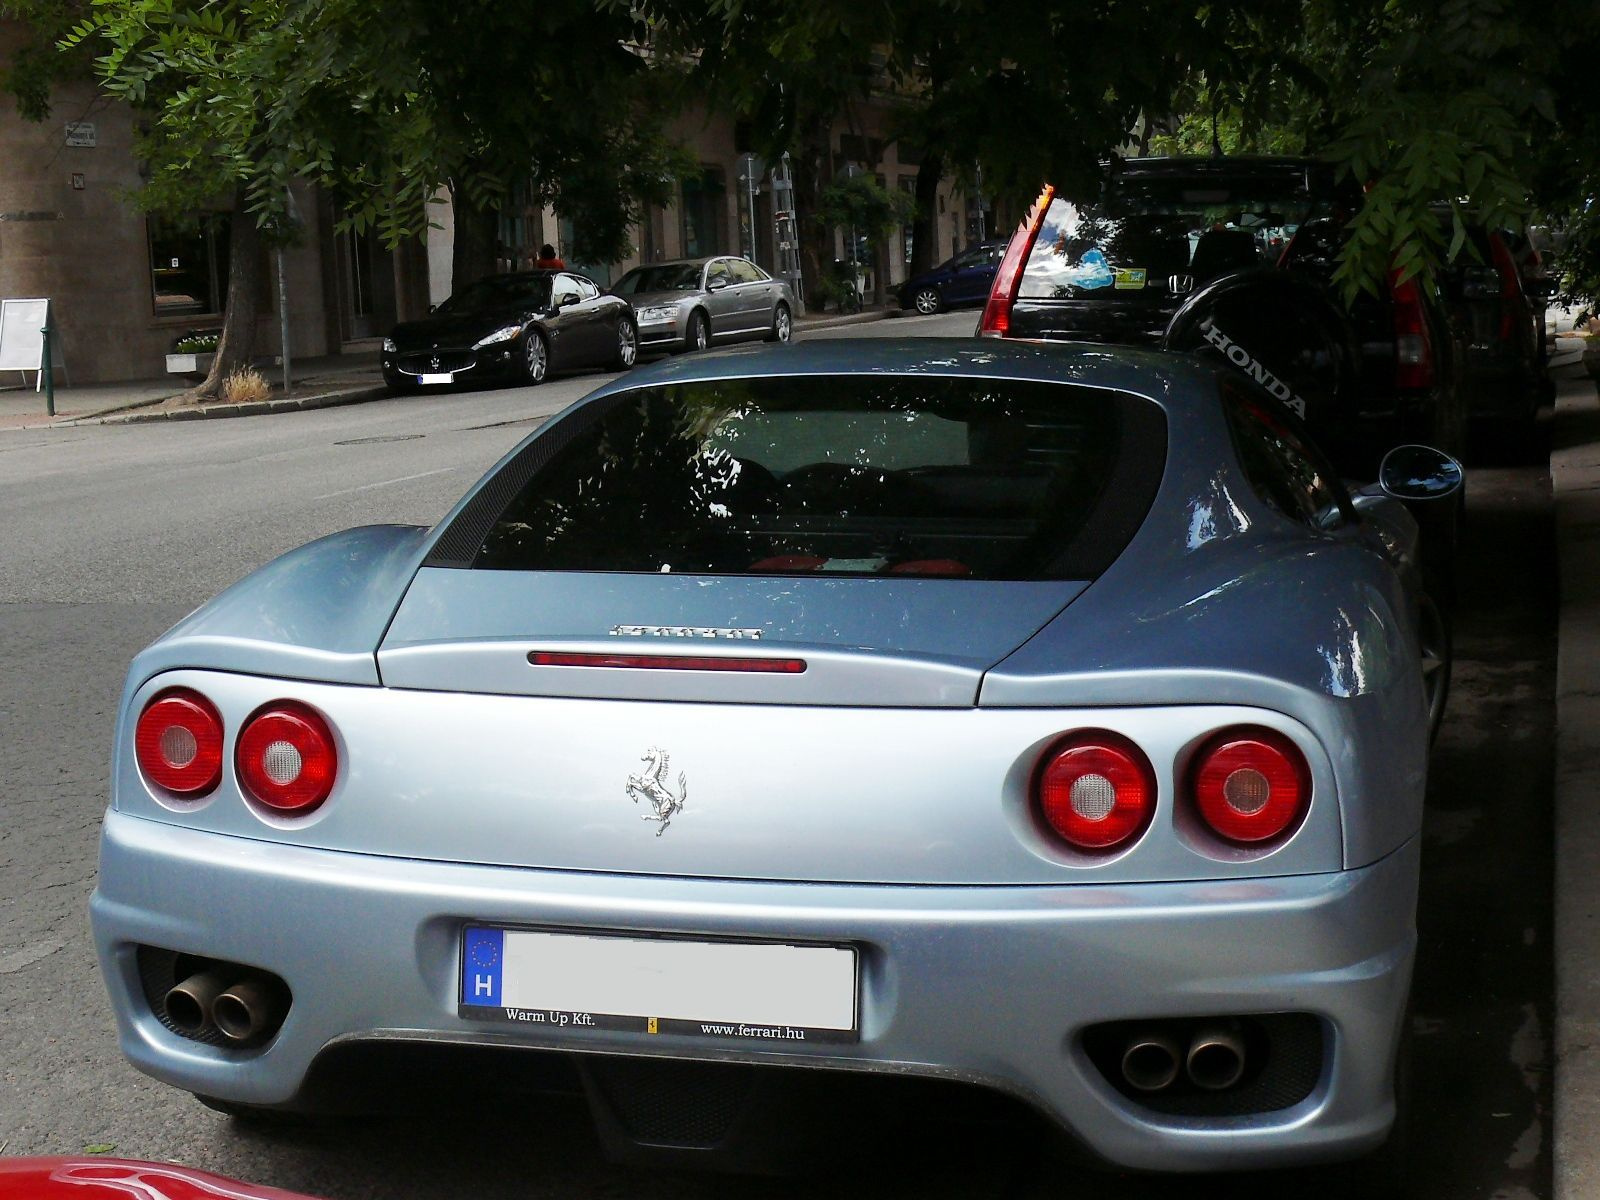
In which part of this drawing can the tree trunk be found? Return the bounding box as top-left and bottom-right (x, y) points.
(450, 182), (499, 294)
(187, 189), (262, 403)
(911, 151), (945, 278)
(392, 233), (432, 323)
(791, 118), (832, 311)
(872, 233), (889, 307)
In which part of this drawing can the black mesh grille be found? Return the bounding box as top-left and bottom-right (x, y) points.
(584, 1057), (756, 1146)
(1082, 1012), (1325, 1117)
(397, 351), (474, 374)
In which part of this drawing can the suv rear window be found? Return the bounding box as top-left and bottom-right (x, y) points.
(437, 375), (1165, 580)
(1019, 176), (1339, 301)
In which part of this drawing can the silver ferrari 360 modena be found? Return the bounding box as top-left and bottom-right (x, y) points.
(92, 339), (1455, 1175)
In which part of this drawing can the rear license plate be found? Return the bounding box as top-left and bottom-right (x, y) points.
(459, 926), (858, 1043)
(419, 373), (453, 385)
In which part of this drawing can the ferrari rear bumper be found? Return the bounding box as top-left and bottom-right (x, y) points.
(92, 810), (1416, 1172)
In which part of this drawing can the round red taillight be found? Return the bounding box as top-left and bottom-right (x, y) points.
(1035, 732), (1156, 852)
(135, 688), (224, 798)
(236, 702), (338, 814)
(1192, 727), (1309, 844)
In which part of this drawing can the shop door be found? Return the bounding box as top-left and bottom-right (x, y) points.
(336, 226), (398, 342)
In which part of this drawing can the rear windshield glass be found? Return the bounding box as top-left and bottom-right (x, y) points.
(1019, 175), (1341, 301)
(613, 264), (703, 294)
(453, 376), (1165, 580)
(438, 275), (552, 313)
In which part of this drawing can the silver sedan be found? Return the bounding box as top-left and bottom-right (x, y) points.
(612, 255), (795, 352)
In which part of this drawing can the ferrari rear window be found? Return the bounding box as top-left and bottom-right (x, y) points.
(437, 375), (1165, 580)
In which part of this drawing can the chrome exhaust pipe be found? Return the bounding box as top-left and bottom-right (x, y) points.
(1120, 1032), (1182, 1092)
(212, 975), (287, 1045)
(163, 968), (233, 1035)
(1186, 1026), (1247, 1091)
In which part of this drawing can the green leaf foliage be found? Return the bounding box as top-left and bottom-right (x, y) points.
(38, 0), (688, 261)
(6, 0), (1599, 312)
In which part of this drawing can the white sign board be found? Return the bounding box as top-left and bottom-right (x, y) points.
(64, 122), (96, 147)
(0, 298), (50, 371)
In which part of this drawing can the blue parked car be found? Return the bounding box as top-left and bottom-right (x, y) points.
(898, 240), (1006, 314)
(95, 338), (1452, 1181)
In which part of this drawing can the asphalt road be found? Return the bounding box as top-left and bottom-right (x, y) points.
(0, 310), (1554, 1198)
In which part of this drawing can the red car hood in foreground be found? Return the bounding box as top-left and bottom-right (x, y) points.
(0, 1159), (324, 1200)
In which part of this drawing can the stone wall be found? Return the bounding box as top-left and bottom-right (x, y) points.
(0, 21), (332, 384)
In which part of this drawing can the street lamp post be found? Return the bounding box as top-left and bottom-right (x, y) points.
(40, 314), (54, 417)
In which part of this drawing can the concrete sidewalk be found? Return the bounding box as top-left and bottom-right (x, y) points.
(0, 351), (385, 430)
(1552, 330), (1600, 1199)
(0, 306), (894, 430)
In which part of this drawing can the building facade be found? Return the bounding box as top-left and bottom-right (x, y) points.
(2, 22), (995, 386)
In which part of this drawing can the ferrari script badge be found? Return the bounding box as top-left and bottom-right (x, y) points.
(626, 747), (686, 835)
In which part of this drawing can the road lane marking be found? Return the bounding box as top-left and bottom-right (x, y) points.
(314, 466), (459, 500)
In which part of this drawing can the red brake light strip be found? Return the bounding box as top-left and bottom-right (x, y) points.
(979, 183), (1055, 338)
(529, 651), (806, 674)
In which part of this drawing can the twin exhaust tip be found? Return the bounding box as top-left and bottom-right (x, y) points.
(1120, 1026), (1247, 1093)
(164, 965), (288, 1047)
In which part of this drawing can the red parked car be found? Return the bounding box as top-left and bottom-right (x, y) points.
(0, 1159), (323, 1200)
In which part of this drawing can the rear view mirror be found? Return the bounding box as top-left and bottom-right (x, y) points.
(1378, 445), (1464, 502)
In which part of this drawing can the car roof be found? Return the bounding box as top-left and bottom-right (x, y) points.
(1104, 155), (1347, 197)
(1111, 154), (1328, 175)
(471, 269), (562, 283)
(623, 256), (724, 269)
(583, 336), (1212, 413)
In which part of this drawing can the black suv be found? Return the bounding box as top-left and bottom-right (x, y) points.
(1433, 219), (1550, 443)
(978, 157), (1467, 477)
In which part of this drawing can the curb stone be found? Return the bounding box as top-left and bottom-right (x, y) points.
(66, 384), (390, 426)
(796, 309), (894, 331)
(1554, 364), (1600, 1200)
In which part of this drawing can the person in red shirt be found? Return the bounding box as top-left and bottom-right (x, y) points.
(534, 243), (565, 270)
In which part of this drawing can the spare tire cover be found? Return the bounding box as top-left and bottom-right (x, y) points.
(1161, 267), (1362, 449)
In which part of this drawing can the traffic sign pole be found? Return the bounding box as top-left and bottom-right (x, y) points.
(41, 316), (54, 417)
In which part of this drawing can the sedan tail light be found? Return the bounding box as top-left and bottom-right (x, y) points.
(978, 184), (1054, 338)
(1034, 732), (1156, 852)
(135, 689), (224, 798)
(1190, 727), (1309, 844)
(236, 702), (338, 814)
(1488, 232), (1526, 343)
(1389, 272), (1436, 391)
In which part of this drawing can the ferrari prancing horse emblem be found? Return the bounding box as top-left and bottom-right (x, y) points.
(626, 747), (686, 835)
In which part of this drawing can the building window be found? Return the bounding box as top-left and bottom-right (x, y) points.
(558, 215), (612, 287)
(838, 134), (880, 169)
(900, 176), (917, 266)
(497, 179), (543, 272)
(681, 167), (726, 258)
(639, 203), (666, 263)
(148, 215), (230, 316)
